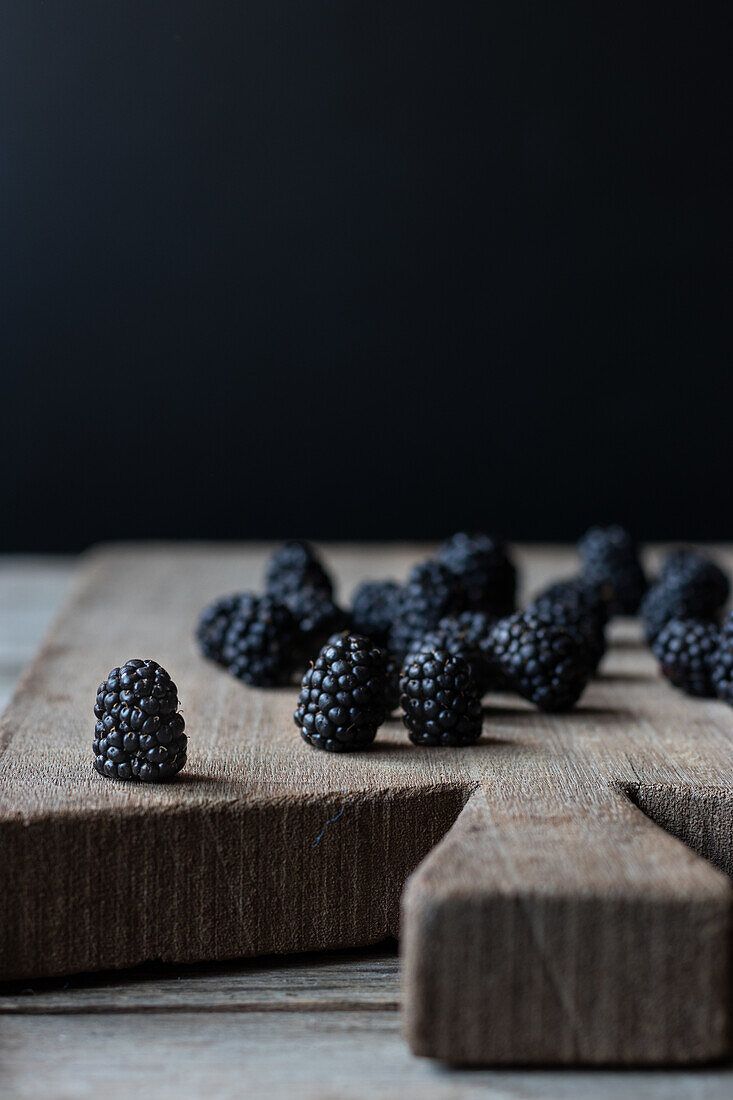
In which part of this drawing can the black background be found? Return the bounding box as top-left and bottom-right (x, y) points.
(2, 3), (731, 551)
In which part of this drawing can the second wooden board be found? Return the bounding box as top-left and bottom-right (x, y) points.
(1, 544), (732, 1065)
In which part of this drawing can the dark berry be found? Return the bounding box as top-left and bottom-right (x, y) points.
(437, 532), (517, 616)
(93, 659), (187, 782)
(264, 540), (333, 601)
(440, 610), (509, 690)
(350, 580), (400, 644)
(535, 576), (610, 628)
(389, 560), (463, 658)
(384, 651), (401, 713)
(399, 649), (483, 747)
(657, 549), (729, 614)
(640, 551), (728, 645)
(196, 594), (242, 664)
(221, 594), (297, 686)
(284, 588), (349, 662)
(652, 618), (719, 698)
(406, 621), (492, 695)
(578, 525), (647, 615)
(711, 612), (733, 705)
(294, 632), (389, 751)
(524, 596), (606, 674)
(491, 612), (590, 711)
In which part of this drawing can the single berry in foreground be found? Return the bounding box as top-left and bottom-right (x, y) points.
(264, 539), (333, 601)
(93, 659), (187, 782)
(294, 632), (389, 751)
(221, 594), (297, 686)
(437, 531), (517, 616)
(491, 612), (590, 711)
(350, 580), (400, 644)
(652, 618), (719, 698)
(400, 649), (483, 747)
(578, 525), (647, 615)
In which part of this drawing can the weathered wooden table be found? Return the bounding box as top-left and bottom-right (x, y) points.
(1, 551), (732, 1098)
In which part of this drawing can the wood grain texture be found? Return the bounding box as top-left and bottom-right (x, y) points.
(1, 544), (733, 1067)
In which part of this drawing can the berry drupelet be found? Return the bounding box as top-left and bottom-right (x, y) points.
(389, 560), (463, 659)
(400, 649), (483, 747)
(93, 659), (187, 782)
(437, 532), (517, 617)
(490, 611), (591, 712)
(221, 594), (297, 686)
(350, 580), (400, 645)
(652, 618), (719, 698)
(264, 539), (333, 601)
(578, 525), (647, 615)
(294, 632), (389, 751)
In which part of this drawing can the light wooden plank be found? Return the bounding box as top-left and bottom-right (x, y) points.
(0, 556), (74, 710)
(1, 1011), (732, 1100)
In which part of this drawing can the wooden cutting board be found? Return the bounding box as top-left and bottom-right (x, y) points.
(1, 544), (732, 1066)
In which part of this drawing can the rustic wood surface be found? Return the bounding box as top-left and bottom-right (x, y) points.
(1, 546), (733, 1080)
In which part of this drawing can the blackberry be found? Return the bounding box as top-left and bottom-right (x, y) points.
(490, 612), (590, 712)
(441, 610), (508, 690)
(578, 525), (647, 615)
(350, 580), (400, 644)
(711, 612), (733, 705)
(389, 560), (463, 658)
(284, 588), (349, 661)
(294, 632), (389, 751)
(384, 651), (401, 713)
(657, 548), (729, 614)
(535, 576), (610, 628)
(196, 594), (242, 664)
(640, 558), (726, 644)
(221, 594), (297, 686)
(524, 596), (606, 673)
(93, 659), (187, 782)
(652, 618), (719, 698)
(406, 621), (492, 695)
(264, 540), (333, 601)
(399, 649), (483, 747)
(437, 532), (517, 616)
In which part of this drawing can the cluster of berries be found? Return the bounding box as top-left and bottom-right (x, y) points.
(196, 540), (348, 687)
(96, 528), (733, 778)
(191, 532), (633, 754)
(639, 547), (732, 701)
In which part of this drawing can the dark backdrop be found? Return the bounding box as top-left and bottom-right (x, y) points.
(2, 3), (731, 551)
